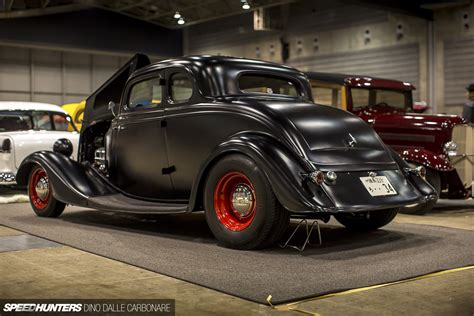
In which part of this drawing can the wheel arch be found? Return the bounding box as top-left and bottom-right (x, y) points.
(16, 160), (38, 187)
(188, 132), (326, 214)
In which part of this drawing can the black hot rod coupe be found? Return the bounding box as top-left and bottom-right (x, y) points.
(16, 55), (436, 249)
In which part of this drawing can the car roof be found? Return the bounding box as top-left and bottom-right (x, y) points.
(0, 101), (68, 114)
(306, 71), (415, 90)
(133, 55), (303, 78)
(150, 55), (298, 70)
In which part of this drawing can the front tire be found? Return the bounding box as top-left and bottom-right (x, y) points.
(334, 208), (398, 231)
(28, 165), (65, 217)
(204, 154), (289, 250)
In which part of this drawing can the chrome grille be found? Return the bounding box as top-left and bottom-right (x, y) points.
(451, 124), (473, 187)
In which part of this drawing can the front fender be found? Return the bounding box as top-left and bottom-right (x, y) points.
(188, 132), (332, 214)
(400, 148), (453, 171)
(16, 151), (115, 206)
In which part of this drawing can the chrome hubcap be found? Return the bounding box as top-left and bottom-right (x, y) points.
(35, 177), (49, 200)
(231, 184), (255, 218)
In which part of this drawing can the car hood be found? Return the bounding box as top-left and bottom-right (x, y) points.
(0, 130), (80, 168)
(236, 97), (396, 171)
(0, 130), (80, 141)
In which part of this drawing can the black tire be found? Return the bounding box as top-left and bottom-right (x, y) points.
(334, 208), (398, 231)
(400, 166), (441, 215)
(28, 165), (65, 218)
(204, 154), (289, 250)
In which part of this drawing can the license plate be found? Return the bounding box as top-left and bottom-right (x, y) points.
(360, 176), (397, 197)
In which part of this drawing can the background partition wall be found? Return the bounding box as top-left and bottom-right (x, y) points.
(0, 45), (132, 105)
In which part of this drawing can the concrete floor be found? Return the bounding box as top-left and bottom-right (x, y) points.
(0, 193), (473, 315)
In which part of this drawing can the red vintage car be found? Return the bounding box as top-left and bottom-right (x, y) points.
(306, 72), (473, 214)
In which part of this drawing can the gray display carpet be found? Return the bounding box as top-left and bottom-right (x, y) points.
(0, 203), (472, 304)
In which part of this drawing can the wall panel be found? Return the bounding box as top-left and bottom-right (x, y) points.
(290, 44), (420, 100)
(33, 49), (62, 94)
(444, 37), (474, 107)
(0, 45), (133, 105)
(0, 46), (30, 93)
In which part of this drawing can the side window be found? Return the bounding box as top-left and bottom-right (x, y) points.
(52, 113), (75, 132)
(170, 73), (193, 103)
(31, 111), (52, 130)
(312, 87), (341, 108)
(128, 77), (162, 110)
(351, 88), (370, 109)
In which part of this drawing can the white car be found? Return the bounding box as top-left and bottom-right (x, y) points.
(0, 102), (79, 185)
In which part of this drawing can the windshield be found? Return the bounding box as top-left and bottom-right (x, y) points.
(0, 111), (77, 132)
(350, 88), (411, 110)
(238, 74), (301, 98)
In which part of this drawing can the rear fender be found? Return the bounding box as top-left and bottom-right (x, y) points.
(188, 132), (332, 213)
(400, 148), (453, 172)
(389, 147), (438, 197)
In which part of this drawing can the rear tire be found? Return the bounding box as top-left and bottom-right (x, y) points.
(204, 154), (289, 250)
(400, 166), (441, 215)
(334, 208), (398, 231)
(28, 165), (65, 218)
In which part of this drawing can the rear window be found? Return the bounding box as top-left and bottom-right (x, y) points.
(238, 74), (300, 97)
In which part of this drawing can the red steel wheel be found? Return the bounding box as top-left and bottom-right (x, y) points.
(213, 171), (256, 231)
(29, 167), (50, 210)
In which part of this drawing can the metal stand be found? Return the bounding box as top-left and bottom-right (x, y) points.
(279, 219), (322, 251)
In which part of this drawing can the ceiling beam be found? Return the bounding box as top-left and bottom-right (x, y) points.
(81, 0), (169, 28)
(41, 0), (50, 9)
(117, 0), (152, 12)
(0, 3), (88, 19)
(170, 0), (298, 28)
(145, 0), (217, 20)
(5, 0), (14, 11)
(345, 0), (434, 20)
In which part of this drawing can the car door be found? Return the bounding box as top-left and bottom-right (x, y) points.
(163, 68), (253, 200)
(109, 72), (174, 200)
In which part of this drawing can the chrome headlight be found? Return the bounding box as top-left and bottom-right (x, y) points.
(443, 141), (458, 157)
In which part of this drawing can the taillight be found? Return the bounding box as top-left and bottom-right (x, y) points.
(309, 171), (325, 185)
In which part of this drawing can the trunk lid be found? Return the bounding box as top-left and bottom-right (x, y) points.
(250, 98), (396, 171)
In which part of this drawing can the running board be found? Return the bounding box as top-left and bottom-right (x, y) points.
(87, 194), (188, 214)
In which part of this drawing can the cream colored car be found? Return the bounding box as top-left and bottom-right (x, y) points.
(0, 102), (79, 185)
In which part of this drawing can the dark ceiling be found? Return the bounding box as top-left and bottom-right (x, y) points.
(0, 0), (470, 28)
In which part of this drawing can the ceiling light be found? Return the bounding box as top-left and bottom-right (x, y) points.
(177, 17), (185, 25)
(242, 2), (250, 9)
(174, 11), (181, 19)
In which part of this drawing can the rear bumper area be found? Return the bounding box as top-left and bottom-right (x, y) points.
(315, 193), (437, 214)
(290, 168), (438, 216)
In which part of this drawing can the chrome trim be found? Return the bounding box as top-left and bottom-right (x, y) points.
(451, 124), (473, 186)
(230, 184), (255, 217)
(443, 140), (458, 157)
(35, 176), (49, 200)
(0, 172), (16, 185)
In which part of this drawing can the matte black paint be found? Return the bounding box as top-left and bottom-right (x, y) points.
(17, 55), (436, 216)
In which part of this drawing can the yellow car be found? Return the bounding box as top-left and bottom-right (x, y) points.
(62, 100), (85, 131)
